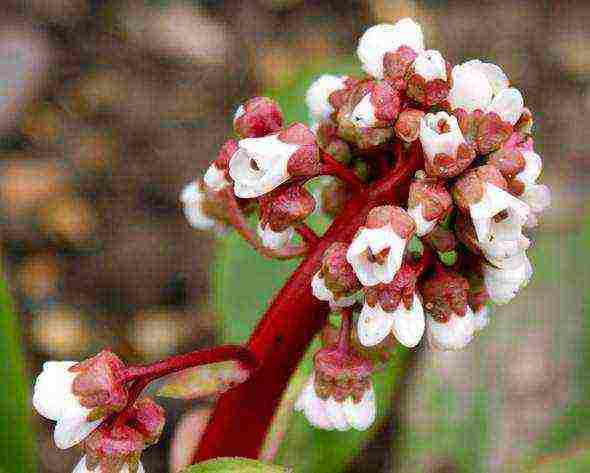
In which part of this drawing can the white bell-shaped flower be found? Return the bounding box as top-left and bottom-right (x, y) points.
(294, 374), (376, 432)
(72, 456), (145, 473)
(427, 306), (477, 351)
(229, 134), (300, 198)
(180, 181), (227, 234)
(305, 74), (349, 123)
(203, 164), (229, 191)
(311, 272), (357, 308)
(515, 150), (551, 219)
(419, 112), (466, 164)
(346, 227), (407, 287)
(447, 60), (524, 125)
(469, 182), (530, 244)
(257, 222), (294, 250)
(483, 252), (532, 305)
(358, 294), (425, 348)
(33, 361), (104, 450)
(407, 203), (437, 237)
(357, 18), (424, 79)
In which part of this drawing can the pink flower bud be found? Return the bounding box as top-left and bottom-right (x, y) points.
(476, 111), (513, 155)
(312, 242), (360, 307)
(203, 139), (238, 192)
(233, 96), (283, 138)
(259, 184), (316, 233)
(83, 425), (145, 473)
(406, 50), (451, 106)
(407, 177), (452, 236)
(420, 267), (469, 321)
(394, 109), (425, 142)
(383, 45), (418, 90)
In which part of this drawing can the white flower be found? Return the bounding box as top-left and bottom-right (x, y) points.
(357, 18), (424, 79)
(33, 361), (103, 450)
(346, 227), (407, 287)
(413, 49), (446, 81)
(295, 374), (376, 431)
(469, 182), (530, 244)
(305, 75), (348, 123)
(483, 252), (532, 305)
(257, 222), (294, 250)
(358, 294), (425, 348)
(203, 164), (229, 191)
(407, 203), (437, 237)
(447, 60), (524, 124)
(73, 456), (144, 473)
(351, 93), (377, 128)
(427, 306), (476, 351)
(311, 272), (357, 308)
(229, 134), (300, 198)
(419, 112), (466, 162)
(479, 235), (530, 267)
(180, 181), (226, 233)
(516, 151), (551, 218)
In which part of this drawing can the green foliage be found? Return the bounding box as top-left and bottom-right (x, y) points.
(0, 279), (36, 472)
(183, 457), (289, 473)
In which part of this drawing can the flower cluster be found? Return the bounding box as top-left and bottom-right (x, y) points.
(181, 17), (550, 434)
(33, 351), (165, 473)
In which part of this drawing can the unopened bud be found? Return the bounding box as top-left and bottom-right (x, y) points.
(394, 109), (425, 143)
(476, 111), (513, 155)
(233, 96), (283, 138)
(420, 267), (469, 321)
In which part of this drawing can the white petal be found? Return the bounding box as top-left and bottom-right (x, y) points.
(33, 361), (79, 421)
(473, 306), (490, 332)
(357, 19), (424, 79)
(391, 295), (425, 348)
(521, 184), (551, 214)
(427, 307), (476, 351)
(480, 236), (530, 266)
(419, 112), (465, 161)
(203, 164), (229, 191)
(310, 272), (356, 308)
(180, 182), (218, 231)
(324, 397), (350, 431)
(305, 74), (348, 122)
(408, 204), (437, 237)
(54, 405), (103, 449)
(342, 385), (376, 431)
(257, 223), (293, 250)
(447, 63), (493, 112)
(295, 376), (334, 430)
(463, 59), (509, 95)
(229, 135), (299, 198)
(351, 93), (377, 128)
(488, 87), (524, 125)
(73, 456), (143, 473)
(358, 302), (394, 347)
(484, 254), (532, 305)
(517, 151), (543, 184)
(413, 49), (447, 81)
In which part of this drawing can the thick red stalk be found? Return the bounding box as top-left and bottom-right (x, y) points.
(194, 144), (422, 462)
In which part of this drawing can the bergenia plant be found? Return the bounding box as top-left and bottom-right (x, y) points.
(33, 17), (551, 471)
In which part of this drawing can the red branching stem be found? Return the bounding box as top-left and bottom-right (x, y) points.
(295, 223), (320, 246)
(122, 344), (258, 383)
(221, 189), (308, 260)
(320, 150), (365, 192)
(193, 142), (422, 462)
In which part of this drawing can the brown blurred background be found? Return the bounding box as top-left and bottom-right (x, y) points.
(1, 1), (588, 472)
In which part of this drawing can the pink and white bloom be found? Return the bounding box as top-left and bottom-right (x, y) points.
(346, 207), (415, 287)
(203, 163), (229, 191)
(311, 272), (357, 308)
(295, 374), (376, 431)
(468, 182), (530, 244)
(180, 181), (227, 234)
(358, 294), (425, 347)
(357, 18), (424, 79)
(419, 112), (466, 163)
(515, 150), (551, 225)
(305, 74), (349, 123)
(33, 362), (104, 449)
(413, 49), (446, 81)
(447, 60), (524, 125)
(229, 134), (300, 198)
(72, 456), (144, 473)
(257, 222), (294, 250)
(427, 306), (477, 351)
(483, 252), (533, 304)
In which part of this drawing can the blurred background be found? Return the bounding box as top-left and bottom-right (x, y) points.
(0, 0), (588, 472)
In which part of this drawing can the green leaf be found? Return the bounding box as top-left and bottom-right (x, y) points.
(158, 361), (250, 400)
(183, 457), (289, 473)
(0, 279), (36, 472)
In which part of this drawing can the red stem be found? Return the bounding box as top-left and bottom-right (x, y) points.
(320, 150), (365, 192)
(295, 223), (320, 246)
(193, 143), (422, 462)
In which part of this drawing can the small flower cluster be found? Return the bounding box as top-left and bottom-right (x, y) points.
(33, 351), (165, 473)
(182, 18), (550, 433)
